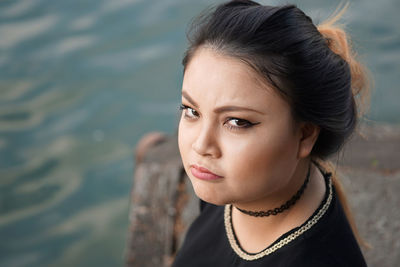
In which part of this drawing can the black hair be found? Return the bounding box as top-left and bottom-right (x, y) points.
(182, 0), (369, 160)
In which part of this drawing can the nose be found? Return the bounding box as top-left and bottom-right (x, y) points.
(191, 123), (221, 158)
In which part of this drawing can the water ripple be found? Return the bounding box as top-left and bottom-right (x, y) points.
(54, 35), (97, 55)
(0, 137), (75, 185)
(0, 109), (43, 132)
(0, 0), (39, 19)
(69, 14), (98, 31)
(90, 43), (172, 70)
(43, 197), (128, 266)
(1, 252), (43, 267)
(0, 170), (82, 227)
(0, 14), (58, 49)
(0, 79), (38, 102)
(100, 0), (143, 14)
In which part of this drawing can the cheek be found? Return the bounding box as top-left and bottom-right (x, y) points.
(178, 118), (195, 164)
(221, 125), (298, 189)
(178, 119), (187, 160)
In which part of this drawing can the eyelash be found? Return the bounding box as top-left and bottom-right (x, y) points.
(178, 104), (259, 131)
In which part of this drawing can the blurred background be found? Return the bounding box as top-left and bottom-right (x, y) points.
(0, 0), (398, 266)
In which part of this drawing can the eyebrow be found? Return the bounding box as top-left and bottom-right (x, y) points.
(181, 90), (265, 115)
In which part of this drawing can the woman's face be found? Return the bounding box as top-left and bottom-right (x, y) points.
(178, 47), (304, 206)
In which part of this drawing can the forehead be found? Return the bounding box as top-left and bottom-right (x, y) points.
(182, 47), (289, 112)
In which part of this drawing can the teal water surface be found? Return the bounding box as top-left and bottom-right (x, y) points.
(0, 0), (399, 266)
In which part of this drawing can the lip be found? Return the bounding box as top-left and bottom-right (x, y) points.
(190, 164), (223, 181)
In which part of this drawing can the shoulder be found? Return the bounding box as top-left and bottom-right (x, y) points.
(199, 198), (207, 212)
(273, 168), (367, 267)
(290, 184), (367, 267)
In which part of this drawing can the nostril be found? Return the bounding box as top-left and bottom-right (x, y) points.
(192, 138), (221, 158)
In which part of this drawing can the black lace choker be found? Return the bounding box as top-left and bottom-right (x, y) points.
(235, 163), (311, 217)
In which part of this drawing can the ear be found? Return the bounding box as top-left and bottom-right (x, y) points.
(297, 122), (320, 159)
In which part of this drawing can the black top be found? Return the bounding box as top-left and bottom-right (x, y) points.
(172, 167), (367, 267)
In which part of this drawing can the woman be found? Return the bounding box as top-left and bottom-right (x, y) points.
(173, 0), (369, 266)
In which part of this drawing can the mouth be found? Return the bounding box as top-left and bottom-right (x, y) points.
(190, 164), (224, 181)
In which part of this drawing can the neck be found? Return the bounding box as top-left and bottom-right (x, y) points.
(235, 164), (310, 217)
(233, 158), (311, 215)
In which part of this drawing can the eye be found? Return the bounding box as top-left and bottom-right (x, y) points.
(224, 117), (259, 130)
(179, 104), (199, 119)
(178, 104), (260, 130)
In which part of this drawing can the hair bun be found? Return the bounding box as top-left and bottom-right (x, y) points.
(317, 25), (350, 62)
(317, 5), (371, 117)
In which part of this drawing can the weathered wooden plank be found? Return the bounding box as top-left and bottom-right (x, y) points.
(125, 135), (198, 267)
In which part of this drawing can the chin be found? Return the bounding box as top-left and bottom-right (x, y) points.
(190, 179), (229, 206)
(198, 195), (227, 206)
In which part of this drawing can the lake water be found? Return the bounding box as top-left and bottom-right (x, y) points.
(0, 0), (399, 266)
